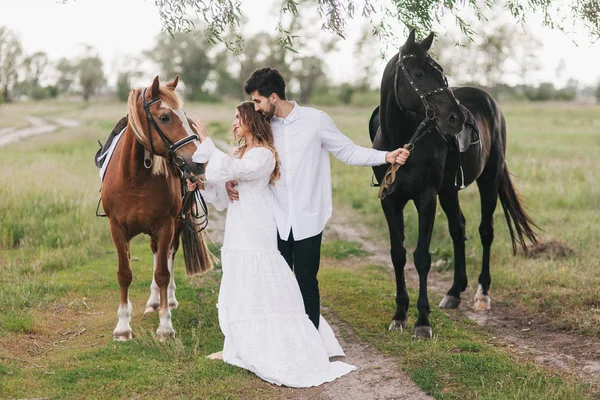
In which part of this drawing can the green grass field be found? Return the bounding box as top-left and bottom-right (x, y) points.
(0, 98), (598, 399)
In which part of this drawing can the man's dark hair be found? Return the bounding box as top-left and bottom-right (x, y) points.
(243, 67), (287, 100)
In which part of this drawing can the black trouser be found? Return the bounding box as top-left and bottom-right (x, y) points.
(277, 230), (323, 329)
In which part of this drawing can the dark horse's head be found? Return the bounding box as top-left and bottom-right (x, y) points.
(128, 76), (205, 177)
(390, 29), (465, 137)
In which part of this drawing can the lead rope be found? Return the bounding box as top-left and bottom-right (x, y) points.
(377, 117), (435, 199)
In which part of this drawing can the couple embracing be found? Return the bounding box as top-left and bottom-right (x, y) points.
(187, 68), (410, 387)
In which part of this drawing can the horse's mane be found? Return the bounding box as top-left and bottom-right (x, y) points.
(127, 85), (183, 176)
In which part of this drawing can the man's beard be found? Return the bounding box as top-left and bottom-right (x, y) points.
(262, 103), (276, 122)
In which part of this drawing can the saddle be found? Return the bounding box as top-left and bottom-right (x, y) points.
(94, 115), (128, 168)
(452, 105), (480, 153)
(376, 105), (481, 199)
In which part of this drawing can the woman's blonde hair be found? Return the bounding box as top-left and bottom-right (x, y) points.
(232, 101), (280, 184)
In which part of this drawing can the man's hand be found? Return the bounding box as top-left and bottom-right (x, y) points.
(226, 180), (239, 202)
(385, 148), (411, 165)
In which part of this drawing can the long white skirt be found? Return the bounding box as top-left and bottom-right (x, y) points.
(217, 247), (356, 388)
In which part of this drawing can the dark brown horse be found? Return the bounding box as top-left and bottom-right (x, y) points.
(369, 30), (539, 338)
(102, 76), (211, 341)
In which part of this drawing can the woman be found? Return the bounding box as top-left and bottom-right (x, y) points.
(187, 102), (356, 387)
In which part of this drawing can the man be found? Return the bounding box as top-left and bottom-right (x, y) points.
(226, 67), (409, 329)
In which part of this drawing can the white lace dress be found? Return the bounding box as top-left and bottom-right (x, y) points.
(192, 138), (356, 388)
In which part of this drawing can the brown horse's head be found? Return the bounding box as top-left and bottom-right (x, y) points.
(127, 76), (204, 176)
(394, 29), (465, 136)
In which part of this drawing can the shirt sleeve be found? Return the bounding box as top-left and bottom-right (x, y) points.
(193, 138), (276, 183)
(199, 182), (229, 211)
(318, 111), (388, 166)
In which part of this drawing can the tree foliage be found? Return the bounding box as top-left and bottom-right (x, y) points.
(76, 48), (106, 101)
(0, 26), (23, 102)
(145, 30), (216, 101)
(152, 0), (600, 52)
(55, 57), (76, 94)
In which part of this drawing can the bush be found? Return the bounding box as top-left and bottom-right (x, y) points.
(525, 82), (556, 101)
(116, 73), (131, 102)
(191, 90), (221, 103)
(350, 90), (380, 107)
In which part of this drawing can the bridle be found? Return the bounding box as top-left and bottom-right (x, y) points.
(392, 53), (456, 150)
(377, 52), (458, 199)
(142, 87), (209, 232)
(142, 87), (198, 167)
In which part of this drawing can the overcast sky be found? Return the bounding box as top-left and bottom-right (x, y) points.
(1, 0), (599, 89)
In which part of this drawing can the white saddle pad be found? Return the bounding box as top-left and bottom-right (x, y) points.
(99, 128), (126, 182)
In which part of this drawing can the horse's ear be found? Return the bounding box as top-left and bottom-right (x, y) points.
(151, 76), (160, 98)
(166, 76), (179, 90)
(402, 28), (416, 52)
(420, 32), (435, 52)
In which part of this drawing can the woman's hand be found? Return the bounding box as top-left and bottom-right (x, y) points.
(191, 116), (209, 141)
(186, 178), (204, 192)
(186, 179), (197, 192)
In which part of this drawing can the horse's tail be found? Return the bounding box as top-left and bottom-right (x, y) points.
(181, 228), (213, 276)
(498, 166), (540, 254)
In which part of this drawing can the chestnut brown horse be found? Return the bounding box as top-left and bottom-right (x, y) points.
(369, 30), (539, 338)
(101, 76), (211, 341)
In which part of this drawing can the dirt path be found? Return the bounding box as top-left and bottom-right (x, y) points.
(0, 116), (79, 147)
(204, 205), (433, 399)
(326, 206), (600, 390)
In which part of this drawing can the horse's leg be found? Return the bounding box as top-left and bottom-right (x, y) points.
(382, 198), (409, 331)
(413, 190), (438, 338)
(438, 189), (467, 309)
(144, 238), (160, 314)
(474, 178), (498, 311)
(168, 222), (183, 310)
(145, 233), (179, 314)
(155, 225), (176, 340)
(110, 222), (133, 341)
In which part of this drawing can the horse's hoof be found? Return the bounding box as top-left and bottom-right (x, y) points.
(156, 328), (176, 341)
(168, 301), (179, 310)
(473, 284), (491, 311)
(439, 295), (461, 309)
(414, 326), (433, 339)
(473, 297), (491, 311)
(388, 319), (406, 332)
(144, 303), (159, 315)
(113, 330), (132, 341)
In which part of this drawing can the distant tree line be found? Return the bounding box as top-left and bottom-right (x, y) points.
(1, 18), (599, 106)
(0, 27), (106, 103)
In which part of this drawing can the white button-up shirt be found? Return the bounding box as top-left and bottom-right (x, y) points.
(271, 102), (388, 241)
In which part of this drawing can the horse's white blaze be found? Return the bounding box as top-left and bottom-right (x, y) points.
(114, 300), (132, 338)
(174, 107), (202, 146)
